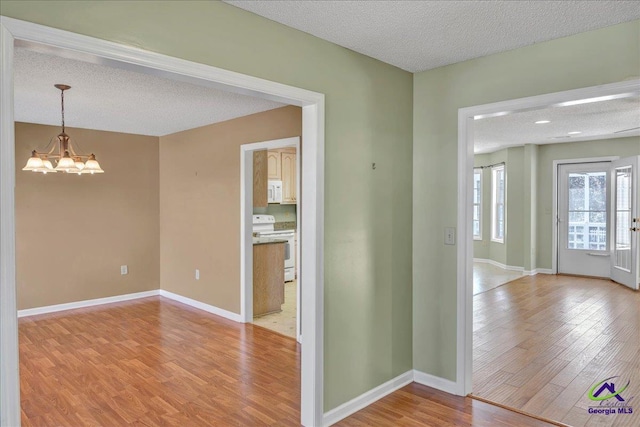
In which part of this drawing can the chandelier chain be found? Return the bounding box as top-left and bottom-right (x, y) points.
(61, 88), (65, 134)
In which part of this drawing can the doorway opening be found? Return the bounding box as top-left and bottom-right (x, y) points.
(241, 137), (302, 342)
(459, 79), (640, 424)
(0, 17), (325, 427)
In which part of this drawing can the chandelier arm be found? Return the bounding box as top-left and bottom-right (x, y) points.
(69, 138), (89, 158)
(45, 137), (58, 156)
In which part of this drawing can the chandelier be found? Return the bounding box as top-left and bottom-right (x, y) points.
(22, 84), (104, 175)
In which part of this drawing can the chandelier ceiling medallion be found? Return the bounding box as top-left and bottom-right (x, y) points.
(22, 84), (104, 175)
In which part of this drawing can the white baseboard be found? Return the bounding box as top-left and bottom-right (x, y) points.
(525, 268), (553, 275)
(159, 289), (243, 323)
(17, 290), (160, 318)
(413, 370), (460, 395)
(474, 257), (523, 272)
(323, 370), (413, 426)
(474, 258), (555, 276)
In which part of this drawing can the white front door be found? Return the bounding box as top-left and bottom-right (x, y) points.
(610, 156), (640, 290)
(558, 162), (610, 277)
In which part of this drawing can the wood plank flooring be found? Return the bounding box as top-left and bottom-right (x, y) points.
(473, 261), (523, 294)
(473, 274), (640, 427)
(19, 295), (556, 426)
(20, 297), (300, 426)
(338, 383), (554, 426)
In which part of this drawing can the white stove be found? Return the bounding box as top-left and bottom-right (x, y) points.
(252, 215), (296, 282)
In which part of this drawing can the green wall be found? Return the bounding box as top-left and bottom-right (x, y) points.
(413, 20), (640, 380)
(474, 138), (640, 273)
(473, 147), (525, 268)
(0, 1), (414, 411)
(536, 137), (640, 269)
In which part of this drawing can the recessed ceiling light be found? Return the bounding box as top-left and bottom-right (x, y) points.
(568, 131), (582, 135)
(535, 120), (551, 124)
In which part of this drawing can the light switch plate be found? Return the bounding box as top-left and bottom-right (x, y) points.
(444, 227), (456, 245)
(195, 269), (200, 280)
(120, 265), (128, 275)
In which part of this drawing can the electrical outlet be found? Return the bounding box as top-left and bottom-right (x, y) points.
(195, 269), (200, 280)
(120, 265), (128, 275)
(444, 227), (456, 245)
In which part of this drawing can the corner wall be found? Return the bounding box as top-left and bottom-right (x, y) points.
(473, 147), (524, 269)
(159, 106), (301, 313)
(15, 123), (160, 309)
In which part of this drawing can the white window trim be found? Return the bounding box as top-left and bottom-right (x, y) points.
(473, 168), (482, 240)
(491, 165), (506, 244)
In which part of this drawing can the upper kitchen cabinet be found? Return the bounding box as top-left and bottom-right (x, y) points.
(281, 150), (296, 204)
(253, 150), (268, 208)
(267, 151), (281, 180)
(266, 147), (297, 205)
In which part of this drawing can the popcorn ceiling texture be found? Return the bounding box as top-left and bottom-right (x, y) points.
(226, 1), (640, 72)
(14, 48), (285, 137)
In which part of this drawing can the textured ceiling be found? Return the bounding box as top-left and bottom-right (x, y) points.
(14, 48), (286, 137)
(225, 0), (640, 72)
(474, 95), (640, 154)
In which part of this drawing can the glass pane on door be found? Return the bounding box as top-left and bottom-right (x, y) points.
(567, 172), (607, 250)
(615, 166), (632, 271)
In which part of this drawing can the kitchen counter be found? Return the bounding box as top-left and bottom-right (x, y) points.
(253, 237), (288, 245)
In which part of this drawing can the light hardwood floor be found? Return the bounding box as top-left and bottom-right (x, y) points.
(473, 274), (640, 427)
(20, 296), (551, 426)
(473, 261), (523, 294)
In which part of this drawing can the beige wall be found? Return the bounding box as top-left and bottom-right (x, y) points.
(159, 106), (302, 313)
(15, 122), (160, 310)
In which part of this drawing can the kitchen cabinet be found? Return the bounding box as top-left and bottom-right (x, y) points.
(267, 151), (281, 180)
(281, 151), (296, 204)
(253, 241), (285, 317)
(253, 150), (268, 208)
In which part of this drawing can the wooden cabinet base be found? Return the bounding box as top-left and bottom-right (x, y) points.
(253, 242), (285, 317)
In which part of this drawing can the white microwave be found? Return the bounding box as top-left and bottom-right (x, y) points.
(268, 180), (283, 203)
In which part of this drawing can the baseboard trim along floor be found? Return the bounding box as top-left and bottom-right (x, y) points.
(323, 370), (414, 426)
(413, 370), (459, 395)
(159, 289), (243, 323)
(17, 290), (160, 317)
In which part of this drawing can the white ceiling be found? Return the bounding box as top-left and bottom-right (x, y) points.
(225, 0), (640, 73)
(13, 48), (286, 137)
(474, 94), (640, 154)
